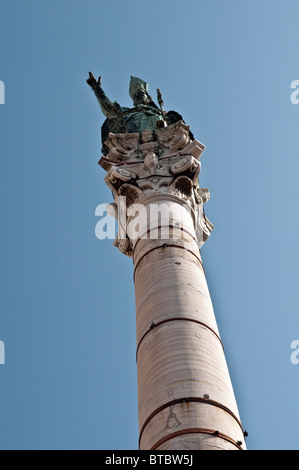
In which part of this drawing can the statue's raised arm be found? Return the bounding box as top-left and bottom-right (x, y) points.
(87, 72), (123, 120)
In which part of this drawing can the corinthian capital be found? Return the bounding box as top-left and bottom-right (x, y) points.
(99, 120), (213, 256)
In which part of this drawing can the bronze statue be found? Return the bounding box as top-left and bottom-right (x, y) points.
(87, 73), (192, 154)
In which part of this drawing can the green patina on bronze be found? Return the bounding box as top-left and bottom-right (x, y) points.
(87, 73), (192, 155)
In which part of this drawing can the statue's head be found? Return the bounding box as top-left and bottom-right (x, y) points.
(129, 76), (151, 106)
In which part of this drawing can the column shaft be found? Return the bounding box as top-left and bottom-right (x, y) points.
(133, 197), (246, 450)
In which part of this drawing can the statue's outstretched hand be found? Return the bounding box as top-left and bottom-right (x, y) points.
(87, 72), (102, 88)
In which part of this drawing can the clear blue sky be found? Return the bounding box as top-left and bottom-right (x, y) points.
(0, 0), (299, 450)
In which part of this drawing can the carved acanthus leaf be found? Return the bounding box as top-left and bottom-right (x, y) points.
(118, 184), (144, 206)
(98, 121), (212, 256)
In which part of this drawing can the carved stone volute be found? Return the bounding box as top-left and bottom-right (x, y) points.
(99, 120), (213, 256)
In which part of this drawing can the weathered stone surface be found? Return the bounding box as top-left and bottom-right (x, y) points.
(90, 78), (246, 449)
(133, 201), (246, 450)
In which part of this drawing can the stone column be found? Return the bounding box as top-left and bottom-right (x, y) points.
(99, 121), (246, 450)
